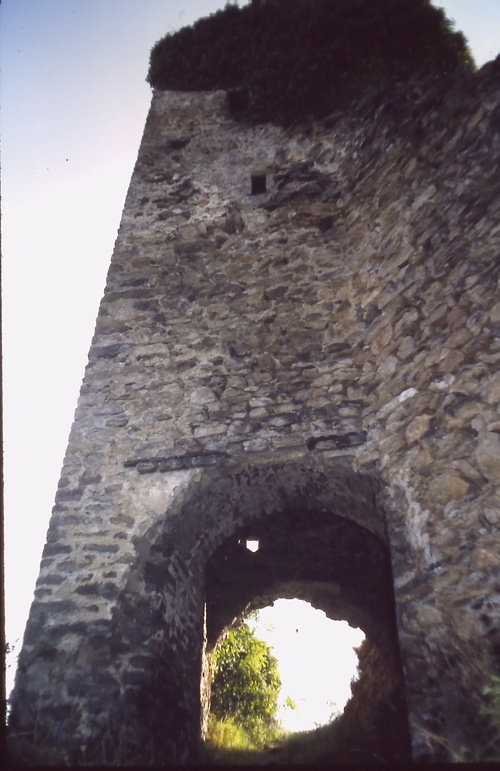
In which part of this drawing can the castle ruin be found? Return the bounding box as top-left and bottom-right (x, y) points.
(8, 58), (500, 764)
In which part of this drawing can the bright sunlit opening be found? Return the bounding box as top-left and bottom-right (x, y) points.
(246, 540), (260, 553)
(247, 599), (365, 732)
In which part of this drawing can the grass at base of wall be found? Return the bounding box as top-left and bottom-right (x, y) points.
(200, 715), (286, 764)
(200, 712), (387, 765)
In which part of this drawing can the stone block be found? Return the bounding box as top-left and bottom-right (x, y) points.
(474, 432), (500, 482)
(424, 473), (470, 506)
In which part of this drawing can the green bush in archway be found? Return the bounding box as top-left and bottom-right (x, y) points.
(210, 622), (281, 729)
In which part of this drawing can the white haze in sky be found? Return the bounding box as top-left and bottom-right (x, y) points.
(2, 0), (499, 724)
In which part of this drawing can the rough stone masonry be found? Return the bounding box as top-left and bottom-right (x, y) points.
(8, 58), (500, 765)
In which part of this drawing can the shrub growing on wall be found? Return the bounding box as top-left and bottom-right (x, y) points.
(147, 0), (474, 125)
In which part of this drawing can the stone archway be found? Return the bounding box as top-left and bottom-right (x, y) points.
(113, 459), (410, 763)
(204, 506), (409, 763)
(8, 459), (410, 765)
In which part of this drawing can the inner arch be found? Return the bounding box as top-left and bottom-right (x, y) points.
(205, 508), (395, 648)
(200, 469), (410, 762)
(109, 461), (411, 763)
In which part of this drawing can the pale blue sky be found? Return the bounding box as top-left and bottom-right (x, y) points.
(2, 0), (499, 709)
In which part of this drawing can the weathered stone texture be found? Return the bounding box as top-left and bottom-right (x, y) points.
(8, 59), (500, 765)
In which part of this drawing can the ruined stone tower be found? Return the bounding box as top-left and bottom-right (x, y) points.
(8, 59), (500, 764)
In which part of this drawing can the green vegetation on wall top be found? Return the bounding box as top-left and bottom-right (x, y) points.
(147, 0), (474, 125)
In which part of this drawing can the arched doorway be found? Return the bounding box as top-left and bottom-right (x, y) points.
(16, 460), (409, 764)
(203, 494), (409, 763)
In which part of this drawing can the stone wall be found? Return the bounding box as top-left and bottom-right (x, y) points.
(8, 58), (500, 764)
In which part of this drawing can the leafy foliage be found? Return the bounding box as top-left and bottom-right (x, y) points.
(147, 0), (475, 125)
(285, 695), (298, 711)
(204, 714), (285, 761)
(210, 622), (281, 727)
